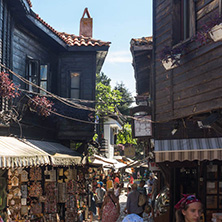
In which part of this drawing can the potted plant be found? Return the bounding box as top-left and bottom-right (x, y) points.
(160, 44), (186, 70)
(209, 14), (222, 42)
(195, 14), (222, 44)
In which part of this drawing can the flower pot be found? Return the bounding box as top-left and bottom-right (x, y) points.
(209, 23), (222, 42)
(162, 54), (181, 70)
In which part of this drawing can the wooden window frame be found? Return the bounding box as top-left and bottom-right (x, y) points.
(70, 72), (81, 99)
(26, 57), (48, 94)
(173, 0), (196, 45)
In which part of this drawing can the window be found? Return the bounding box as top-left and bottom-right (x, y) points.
(70, 72), (80, 99)
(40, 65), (48, 95)
(27, 59), (39, 93)
(26, 57), (48, 95)
(173, 0), (196, 44)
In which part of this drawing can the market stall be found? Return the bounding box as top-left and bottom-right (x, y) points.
(0, 136), (87, 222)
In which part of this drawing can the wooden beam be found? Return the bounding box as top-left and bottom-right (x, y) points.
(219, 0), (222, 17)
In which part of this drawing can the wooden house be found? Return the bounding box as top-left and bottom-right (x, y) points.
(0, 1), (110, 152)
(152, 0), (222, 221)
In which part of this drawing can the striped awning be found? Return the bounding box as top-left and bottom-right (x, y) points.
(154, 137), (222, 162)
(0, 137), (50, 168)
(0, 137), (82, 168)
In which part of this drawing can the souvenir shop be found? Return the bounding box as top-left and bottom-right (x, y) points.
(0, 137), (89, 222)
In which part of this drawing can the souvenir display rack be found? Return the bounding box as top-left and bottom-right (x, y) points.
(3, 165), (88, 222)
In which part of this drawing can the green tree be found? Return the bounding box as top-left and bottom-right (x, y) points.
(117, 122), (137, 145)
(114, 82), (134, 116)
(96, 72), (111, 86)
(96, 73), (123, 117)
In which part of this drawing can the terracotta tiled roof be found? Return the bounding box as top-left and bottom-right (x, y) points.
(35, 14), (110, 47)
(131, 37), (153, 46)
(59, 32), (111, 47)
(26, 0), (32, 7)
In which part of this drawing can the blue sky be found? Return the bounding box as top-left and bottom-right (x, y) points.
(31, 0), (153, 97)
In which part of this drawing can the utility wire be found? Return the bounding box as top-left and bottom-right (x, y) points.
(0, 63), (153, 124)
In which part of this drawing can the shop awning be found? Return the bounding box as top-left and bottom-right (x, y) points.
(154, 137), (222, 162)
(0, 137), (50, 168)
(25, 140), (82, 166)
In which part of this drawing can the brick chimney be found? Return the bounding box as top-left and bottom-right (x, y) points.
(79, 8), (93, 37)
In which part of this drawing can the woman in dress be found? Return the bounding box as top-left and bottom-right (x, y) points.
(101, 189), (120, 222)
(174, 194), (203, 222)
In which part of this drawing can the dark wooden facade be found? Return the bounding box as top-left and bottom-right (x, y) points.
(0, 0), (109, 150)
(130, 37), (153, 96)
(151, 0), (222, 221)
(153, 0), (222, 128)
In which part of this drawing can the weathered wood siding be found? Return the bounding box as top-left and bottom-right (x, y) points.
(12, 25), (58, 92)
(0, 0), (12, 68)
(134, 50), (152, 95)
(58, 52), (96, 100)
(57, 52), (96, 140)
(153, 0), (222, 123)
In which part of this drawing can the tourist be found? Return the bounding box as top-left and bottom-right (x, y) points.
(174, 194), (203, 222)
(114, 182), (121, 198)
(88, 185), (96, 222)
(126, 183), (143, 217)
(106, 176), (114, 190)
(101, 188), (120, 222)
(95, 182), (106, 220)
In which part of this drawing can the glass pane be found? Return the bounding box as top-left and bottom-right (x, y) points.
(207, 182), (217, 194)
(220, 166), (222, 180)
(206, 196), (217, 209)
(219, 182), (222, 194)
(71, 72), (80, 88)
(40, 65), (48, 80)
(40, 82), (47, 95)
(207, 164), (217, 180)
(71, 89), (79, 99)
(219, 196), (222, 208)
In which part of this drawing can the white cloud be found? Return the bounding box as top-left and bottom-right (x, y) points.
(106, 51), (132, 63)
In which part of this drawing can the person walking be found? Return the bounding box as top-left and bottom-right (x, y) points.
(106, 176), (114, 190)
(126, 183), (143, 217)
(114, 182), (121, 199)
(88, 185), (96, 222)
(101, 188), (120, 222)
(174, 194), (203, 222)
(95, 182), (106, 220)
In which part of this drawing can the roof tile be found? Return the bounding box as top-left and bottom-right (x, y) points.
(26, 0), (32, 7)
(35, 14), (110, 47)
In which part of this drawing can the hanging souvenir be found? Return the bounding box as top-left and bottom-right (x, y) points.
(13, 188), (22, 199)
(21, 198), (27, 206)
(10, 199), (15, 206)
(8, 169), (12, 178)
(44, 167), (56, 182)
(29, 182), (42, 197)
(20, 170), (28, 182)
(30, 198), (42, 215)
(44, 182), (57, 213)
(11, 176), (19, 187)
(30, 167), (42, 181)
(58, 183), (67, 203)
(21, 185), (28, 198)
(21, 206), (28, 215)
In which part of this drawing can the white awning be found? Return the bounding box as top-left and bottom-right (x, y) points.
(154, 137), (222, 162)
(0, 137), (82, 168)
(0, 137), (50, 168)
(25, 140), (82, 166)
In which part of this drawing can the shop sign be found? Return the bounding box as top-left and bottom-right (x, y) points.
(124, 145), (135, 158)
(149, 162), (160, 171)
(134, 115), (152, 137)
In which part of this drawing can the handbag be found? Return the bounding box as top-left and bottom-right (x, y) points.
(138, 193), (147, 207)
